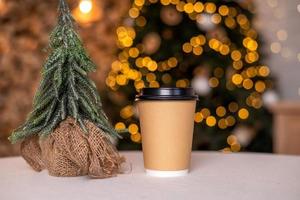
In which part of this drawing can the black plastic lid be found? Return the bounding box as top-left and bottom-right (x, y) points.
(135, 88), (198, 100)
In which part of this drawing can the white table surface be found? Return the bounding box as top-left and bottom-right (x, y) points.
(0, 151), (299, 200)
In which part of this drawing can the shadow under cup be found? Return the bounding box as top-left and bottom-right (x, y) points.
(135, 88), (198, 177)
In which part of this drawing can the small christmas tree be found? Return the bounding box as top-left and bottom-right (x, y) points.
(9, 0), (124, 178)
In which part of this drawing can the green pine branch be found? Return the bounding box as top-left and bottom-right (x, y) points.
(9, 0), (119, 144)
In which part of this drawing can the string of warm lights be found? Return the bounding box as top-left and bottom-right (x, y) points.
(107, 0), (273, 152)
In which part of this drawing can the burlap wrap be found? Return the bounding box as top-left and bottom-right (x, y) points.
(20, 117), (125, 178)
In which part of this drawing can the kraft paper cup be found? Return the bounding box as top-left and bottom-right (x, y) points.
(136, 88), (198, 177)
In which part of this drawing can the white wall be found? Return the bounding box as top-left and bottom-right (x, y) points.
(254, 0), (300, 100)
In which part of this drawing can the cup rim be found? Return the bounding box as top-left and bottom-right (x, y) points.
(135, 87), (198, 101)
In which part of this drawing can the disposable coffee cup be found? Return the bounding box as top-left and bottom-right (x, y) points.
(136, 88), (198, 177)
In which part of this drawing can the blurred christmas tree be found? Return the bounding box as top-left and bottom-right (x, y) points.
(106, 0), (276, 152)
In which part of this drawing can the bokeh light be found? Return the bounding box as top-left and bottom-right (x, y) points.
(79, 0), (92, 14)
